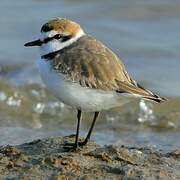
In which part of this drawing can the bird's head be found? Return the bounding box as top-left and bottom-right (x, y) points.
(24, 17), (85, 54)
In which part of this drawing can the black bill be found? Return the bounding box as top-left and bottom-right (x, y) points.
(24, 39), (42, 47)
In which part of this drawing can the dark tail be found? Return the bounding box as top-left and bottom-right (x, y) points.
(135, 83), (167, 103)
(116, 81), (167, 103)
(142, 93), (167, 103)
(137, 83), (167, 103)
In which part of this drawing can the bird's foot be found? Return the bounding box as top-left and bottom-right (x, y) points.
(78, 140), (88, 147)
(63, 139), (88, 151)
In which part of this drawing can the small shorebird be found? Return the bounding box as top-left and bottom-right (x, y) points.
(24, 17), (165, 149)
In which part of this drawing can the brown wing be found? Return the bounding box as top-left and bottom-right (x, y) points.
(51, 35), (132, 89)
(49, 35), (165, 102)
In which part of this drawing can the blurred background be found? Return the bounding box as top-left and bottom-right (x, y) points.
(0, 0), (180, 151)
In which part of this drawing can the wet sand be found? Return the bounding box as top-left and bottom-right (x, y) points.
(0, 135), (179, 179)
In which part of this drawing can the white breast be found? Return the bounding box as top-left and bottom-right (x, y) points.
(37, 59), (127, 111)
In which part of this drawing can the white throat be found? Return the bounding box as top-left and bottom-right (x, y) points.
(40, 29), (85, 56)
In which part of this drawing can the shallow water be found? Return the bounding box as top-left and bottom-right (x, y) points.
(0, 0), (180, 151)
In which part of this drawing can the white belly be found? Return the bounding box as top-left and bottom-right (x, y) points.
(37, 59), (126, 111)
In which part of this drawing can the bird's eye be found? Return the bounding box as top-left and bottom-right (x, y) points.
(54, 34), (62, 39)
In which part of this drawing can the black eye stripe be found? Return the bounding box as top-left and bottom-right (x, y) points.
(42, 34), (71, 44)
(54, 34), (62, 39)
(43, 37), (53, 44)
(61, 35), (72, 42)
(43, 34), (61, 43)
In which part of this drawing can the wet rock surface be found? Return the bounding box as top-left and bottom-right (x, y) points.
(0, 136), (179, 180)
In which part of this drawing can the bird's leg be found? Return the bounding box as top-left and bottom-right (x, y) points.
(79, 111), (99, 146)
(64, 109), (82, 150)
(74, 109), (82, 148)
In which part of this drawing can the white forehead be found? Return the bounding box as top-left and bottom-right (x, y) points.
(40, 30), (58, 40)
(39, 28), (85, 55)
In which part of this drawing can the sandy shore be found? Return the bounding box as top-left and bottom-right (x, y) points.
(0, 135), (179, 179)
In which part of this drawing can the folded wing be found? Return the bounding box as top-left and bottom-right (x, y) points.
(50, 35), (165, 103)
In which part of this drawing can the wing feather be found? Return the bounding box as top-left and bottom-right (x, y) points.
(50, 35), (165, 102)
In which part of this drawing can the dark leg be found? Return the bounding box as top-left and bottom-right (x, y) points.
(63, 109), (82, 150)
(79, 111), (100, 146)
(74, 109), (82, 148)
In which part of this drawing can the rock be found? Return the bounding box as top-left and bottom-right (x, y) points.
(0, 136), (179, 180)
